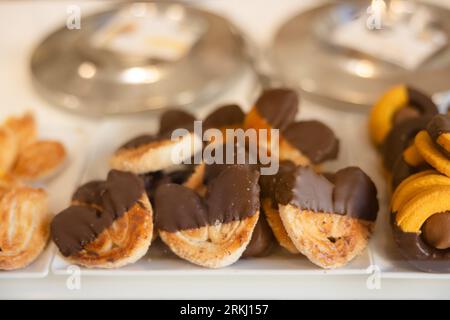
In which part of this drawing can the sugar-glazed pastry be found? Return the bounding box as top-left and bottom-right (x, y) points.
(12, 140), (67, 182)
(274, 165), (379, 268)
(0, 186), (50, 270)
(369, 85), (438, 147)
(155, 165), (260, 268)
(3, 113), (37, 151)
(110, 110), (202, 174)
(279, 120), (339, 166)
(0, 126), (18, 174)
(51, 170), (153, 268)
(390, 170), (450, 273)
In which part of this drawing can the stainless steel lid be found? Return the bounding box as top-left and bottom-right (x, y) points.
(270, 0), (450, 109)
(30, 2), (248, 115)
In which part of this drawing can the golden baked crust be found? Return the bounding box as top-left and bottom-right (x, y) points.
(279, 139), (311, 167)
(279, 205), (373, 269)
(65, 194), (153, 269)
(0, 187), (50, 270)
(159, 213), (259, 268)
(110, 133), (202, 174)
(3, 112), (37, 150)
(262, 198), (298, 254)
(0, 127), (18, 174)
(12, 140), (67, 182)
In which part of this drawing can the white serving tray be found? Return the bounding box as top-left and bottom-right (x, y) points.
(49, 102), (450, 278)
(0, 123), (91, 278)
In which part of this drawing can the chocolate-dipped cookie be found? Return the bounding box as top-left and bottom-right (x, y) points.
(110, 110), (201, 174)
(382, 116), (431, 172)
(280, 120), (339, 166)
(244, 89), (299, 132)
(369, 85), (438, 147)
(203, 104), (245, 131)
(51, 170), (153, 268)
(242, 214), (275, 258)
(259, 160), (299, 254)
(390, 171), (450, 272)
(155, 165), (260, 268)
(275, 165), (379, 269)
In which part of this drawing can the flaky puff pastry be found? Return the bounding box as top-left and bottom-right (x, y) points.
(262, 198), (298, 254)
(0, 187), (50, 270)
(160, 213), (259, 269)
(12, 140), (67, 182)
(3, 112), (37, 150)
(279, 205), (373, 269)
(64, 195), (153, 269)
(0, 127), (18, 174)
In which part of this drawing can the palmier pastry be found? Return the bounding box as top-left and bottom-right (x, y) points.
(244, 89), (299, 150)
(110, 110), (201, 174)
(0, 126), (18, 174)
(51, 170), (153, 268)
(0, 186), (50, 270)
(155, 165), (260, 268)
(275, 166), (379, 269)
(242, 214), (274, 258)
(2, 112), (37, 151)
(259, 160), (299, 254)
(390, 171), (450, 272)
(12, 140), (67, 182)
(414, 122), (450, 178)
(369, 85), (438, 147)
(280, 120), (339, 166)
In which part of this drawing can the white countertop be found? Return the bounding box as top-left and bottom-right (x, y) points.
(1, 0), (450, 299)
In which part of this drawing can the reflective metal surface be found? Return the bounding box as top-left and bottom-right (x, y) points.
(271, 0), (450, 109)
(30, 2), (248, 115)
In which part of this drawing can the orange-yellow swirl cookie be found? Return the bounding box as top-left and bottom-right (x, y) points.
(369, 85), (438, 146)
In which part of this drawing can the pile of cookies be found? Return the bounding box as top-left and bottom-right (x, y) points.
(51, 88), (379, 269)
(369, 85), (450, 273)
(0, 113), (67, 270)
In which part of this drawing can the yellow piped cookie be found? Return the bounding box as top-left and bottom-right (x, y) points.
(415, 130), (450, 177)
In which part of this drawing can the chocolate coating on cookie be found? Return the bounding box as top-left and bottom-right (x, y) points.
(426, 114), (450, 158)
(393, 107), (421, 125)
(255, 89), (299, 130)
(259, 160), (296, 207)
(203, 104), (245, 130)
(391, 214), (450, 273)
(51, 170), (145, 256)
(119, 110), (196, 150)
(422, 212), (450, 250)
(155, 165), (260, 232)
(391, 157), (433, 190)
(406, 87), (439, 116)
(276, 166), (378, 221)
(282, 121), (339, 164)
(242, 216), (274, 258)
(383, 116), (432, 172)
(159, 109), (196, 135)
